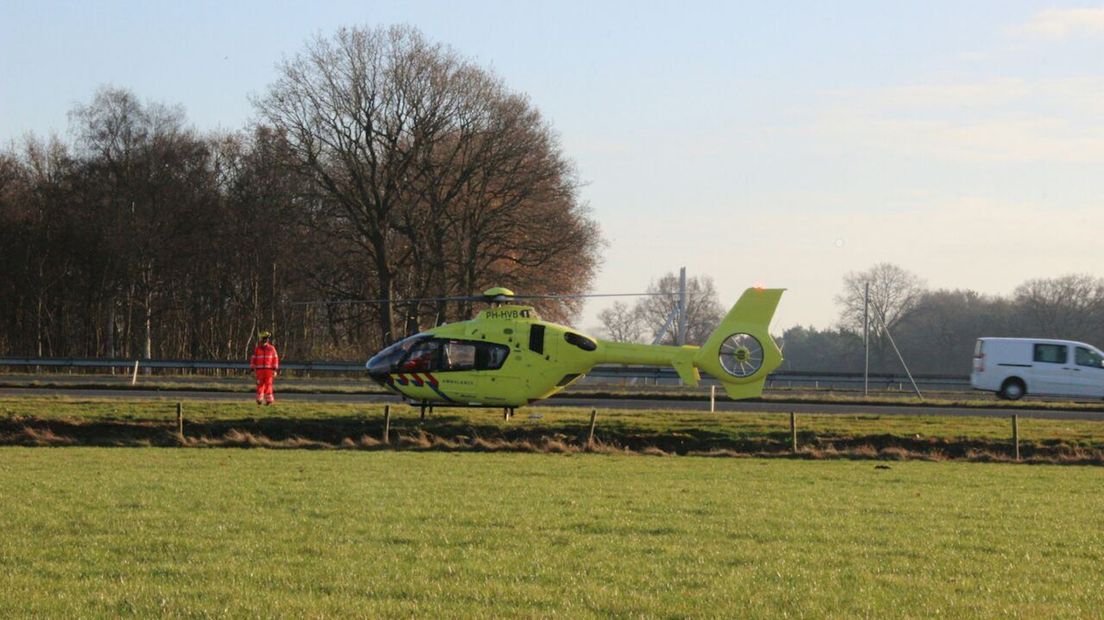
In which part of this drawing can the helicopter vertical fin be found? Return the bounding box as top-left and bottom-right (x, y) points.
(693, 288), (784, 399)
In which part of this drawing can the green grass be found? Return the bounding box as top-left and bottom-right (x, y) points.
(1, 449), (1102, 617)
(3, 396), (1104, 461)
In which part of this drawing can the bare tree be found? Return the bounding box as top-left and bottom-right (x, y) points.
(598, 301), (644, 342)
(255, 25), (599, 343)
(636, 273), (724, 345)
(836, 263), (926, 367)
(837, 263), (926, 332)
(1013, 274), (1104, 342)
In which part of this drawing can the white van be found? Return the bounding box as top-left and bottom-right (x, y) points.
(971, 337), (1104, 400)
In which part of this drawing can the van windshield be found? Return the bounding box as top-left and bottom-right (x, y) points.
(1075, 347), (1104, 368)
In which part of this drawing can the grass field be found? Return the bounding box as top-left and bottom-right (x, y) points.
(1, 449), (1102, 617)
(3, 396), (1104, 462)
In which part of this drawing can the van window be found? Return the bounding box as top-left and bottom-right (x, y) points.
(1033, 344), (1068, 364)
(973, 340), (984, 357)
(1075, 347), (1104, 368)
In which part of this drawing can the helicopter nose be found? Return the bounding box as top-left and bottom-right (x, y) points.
(365, 355), (393, 385)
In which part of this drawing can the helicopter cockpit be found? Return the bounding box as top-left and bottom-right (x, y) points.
(366, 333), (511, 384)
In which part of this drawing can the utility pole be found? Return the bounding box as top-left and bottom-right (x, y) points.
(677, 267), (687, 346)
(863, 281), (869, 397)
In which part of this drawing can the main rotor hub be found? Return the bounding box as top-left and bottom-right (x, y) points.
(482, 287), (516, 305)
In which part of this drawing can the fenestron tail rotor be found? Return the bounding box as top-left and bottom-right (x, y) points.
(718, 333), (765, 378)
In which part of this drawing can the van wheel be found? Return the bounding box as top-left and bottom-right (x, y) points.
(999, 379), (1025, 401)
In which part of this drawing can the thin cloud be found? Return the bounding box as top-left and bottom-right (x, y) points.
(825, 79), (1030, 110)
(814, 77), (1104, 164)
(1008, 7), (1104, 39)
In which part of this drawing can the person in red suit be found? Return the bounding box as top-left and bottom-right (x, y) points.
(250, 330), (280, 405)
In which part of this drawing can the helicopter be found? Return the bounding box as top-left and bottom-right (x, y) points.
(365, 286), (784, 415)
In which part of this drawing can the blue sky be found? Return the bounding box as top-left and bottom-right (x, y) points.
(3, 1), (1103, 332)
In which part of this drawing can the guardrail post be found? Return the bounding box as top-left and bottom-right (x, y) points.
(710, 386), (716, 413)
(790, 412), (798, 454)
(1012, 415), (1020, 461)
(131, 360), (140, 385)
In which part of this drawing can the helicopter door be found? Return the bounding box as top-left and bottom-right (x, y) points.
(522, 323), (557, 393)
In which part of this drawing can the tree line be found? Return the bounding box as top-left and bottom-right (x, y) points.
(0, 25), (600, 361)
(781, 264), (1104, 375)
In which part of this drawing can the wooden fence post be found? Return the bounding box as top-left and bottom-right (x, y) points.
(790, 411), (798, 454)
(587, 409), (598, 449)
(382, 405), (391, 445)
(1012, 414), (1020, 461)
(175, 402), (183, 438)
(710, 386), (716, 413)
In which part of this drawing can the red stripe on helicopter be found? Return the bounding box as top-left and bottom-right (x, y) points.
(423, 372), (438, 387)
(409, 373), (425, 387)
(394, 373), (409, 385)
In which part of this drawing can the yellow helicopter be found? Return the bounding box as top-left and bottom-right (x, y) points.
(365, 286), (784, 415)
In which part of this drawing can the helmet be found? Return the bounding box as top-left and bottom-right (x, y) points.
(259, 330), (272, 339)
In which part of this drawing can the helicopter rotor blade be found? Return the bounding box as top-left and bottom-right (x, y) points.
(285, 295), (485, 306)
(286, 291), (671, 306)
(508, 292), (666, 300)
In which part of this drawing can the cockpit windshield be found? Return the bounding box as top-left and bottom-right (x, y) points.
(366, 333), (430, 376)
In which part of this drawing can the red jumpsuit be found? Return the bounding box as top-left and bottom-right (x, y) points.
(250, 341), (280, 404)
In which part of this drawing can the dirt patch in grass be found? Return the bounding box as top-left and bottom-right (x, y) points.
(2, 415), (1103, 464)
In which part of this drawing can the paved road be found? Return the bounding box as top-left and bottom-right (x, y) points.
(3, 387), (1103, 421)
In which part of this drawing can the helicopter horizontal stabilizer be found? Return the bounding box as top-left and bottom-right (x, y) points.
(693, 288), (785, 399)
(671, 357), (701, 387)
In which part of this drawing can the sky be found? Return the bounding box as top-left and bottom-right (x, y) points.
(3, 1), (1104, 334)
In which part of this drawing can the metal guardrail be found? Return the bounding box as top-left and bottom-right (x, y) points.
(0, 357), (357, 372)
(0, 357), (972, 391)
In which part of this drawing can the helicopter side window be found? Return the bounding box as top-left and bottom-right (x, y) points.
(476, 343), (510, 370)
(442, 341), (477, 371)
(408, 339), (510, 372)
(564, 332), (597, 352)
